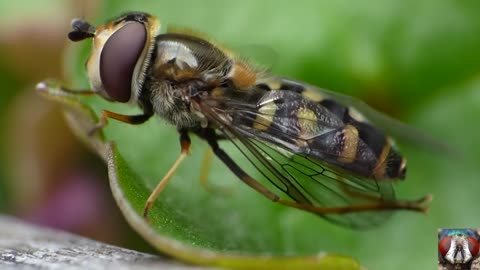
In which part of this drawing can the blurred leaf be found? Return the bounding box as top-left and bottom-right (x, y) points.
(0, 0), (75, 213)
(0, 59), (19, 211)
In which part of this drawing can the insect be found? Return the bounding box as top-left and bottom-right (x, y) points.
(438, 229), (479, 267)
(57, 11), (431, 228)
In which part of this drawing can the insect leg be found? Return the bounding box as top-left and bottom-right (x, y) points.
(334, 171), (431, 212)
(199, 133), (231, 193)
(88, 110), (153, 135)
(35, 82), (154, 134)
(204, 130), (280, 201)
(199, 148), (214, 190)
(277, 195), (431, 215)
(205, 131), (430, 215)
(143, 130), (191, 220)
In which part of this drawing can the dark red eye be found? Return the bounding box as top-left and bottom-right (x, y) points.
(439, 236), (452, 257)
(468, 237), (479, 256)
(100, 22), (146, 102)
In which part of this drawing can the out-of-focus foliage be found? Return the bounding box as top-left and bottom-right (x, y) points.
(2, 1), (480, 270)
(0, 62), (17, 211)
(0, 0), (154, 251)
(0, 0), (73, 210)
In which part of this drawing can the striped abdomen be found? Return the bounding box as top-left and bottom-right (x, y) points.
(228, 77), (407, 181)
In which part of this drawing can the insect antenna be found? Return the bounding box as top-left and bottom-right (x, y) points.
(68, 18), (96, 42)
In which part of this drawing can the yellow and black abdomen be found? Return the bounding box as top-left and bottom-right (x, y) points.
(226, 78), (407, 182)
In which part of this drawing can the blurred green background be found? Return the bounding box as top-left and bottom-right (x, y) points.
(1, 0), (480, 269)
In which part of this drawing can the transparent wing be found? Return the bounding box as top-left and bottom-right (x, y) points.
(309, 84), (454, 154)
(231, 134), (395, 228)
(198, 96), (396, 228)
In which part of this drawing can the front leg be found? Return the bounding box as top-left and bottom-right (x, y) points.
(89, 109), (153, 136)
(35, 81), (153, 135)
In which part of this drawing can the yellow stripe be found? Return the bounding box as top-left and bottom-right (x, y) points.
(253, 103), (277, 131)
(338, 125), (359, 164)
(256, 77), (281, 90)
(297, 107), (318, 136)
(348, 107), (367, 122)
(373, 138), (392, 179)
(302, 88), (324, 102)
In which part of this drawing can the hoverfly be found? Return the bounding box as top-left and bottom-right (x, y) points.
(53, 11), (431, 228)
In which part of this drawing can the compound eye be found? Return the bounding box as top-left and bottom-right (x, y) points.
(468, 236), (479, 257)
(100, 21), (146, 102)
(439, 236), (451, 257)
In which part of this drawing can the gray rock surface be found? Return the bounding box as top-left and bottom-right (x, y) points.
(0, 215), (215, 270)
